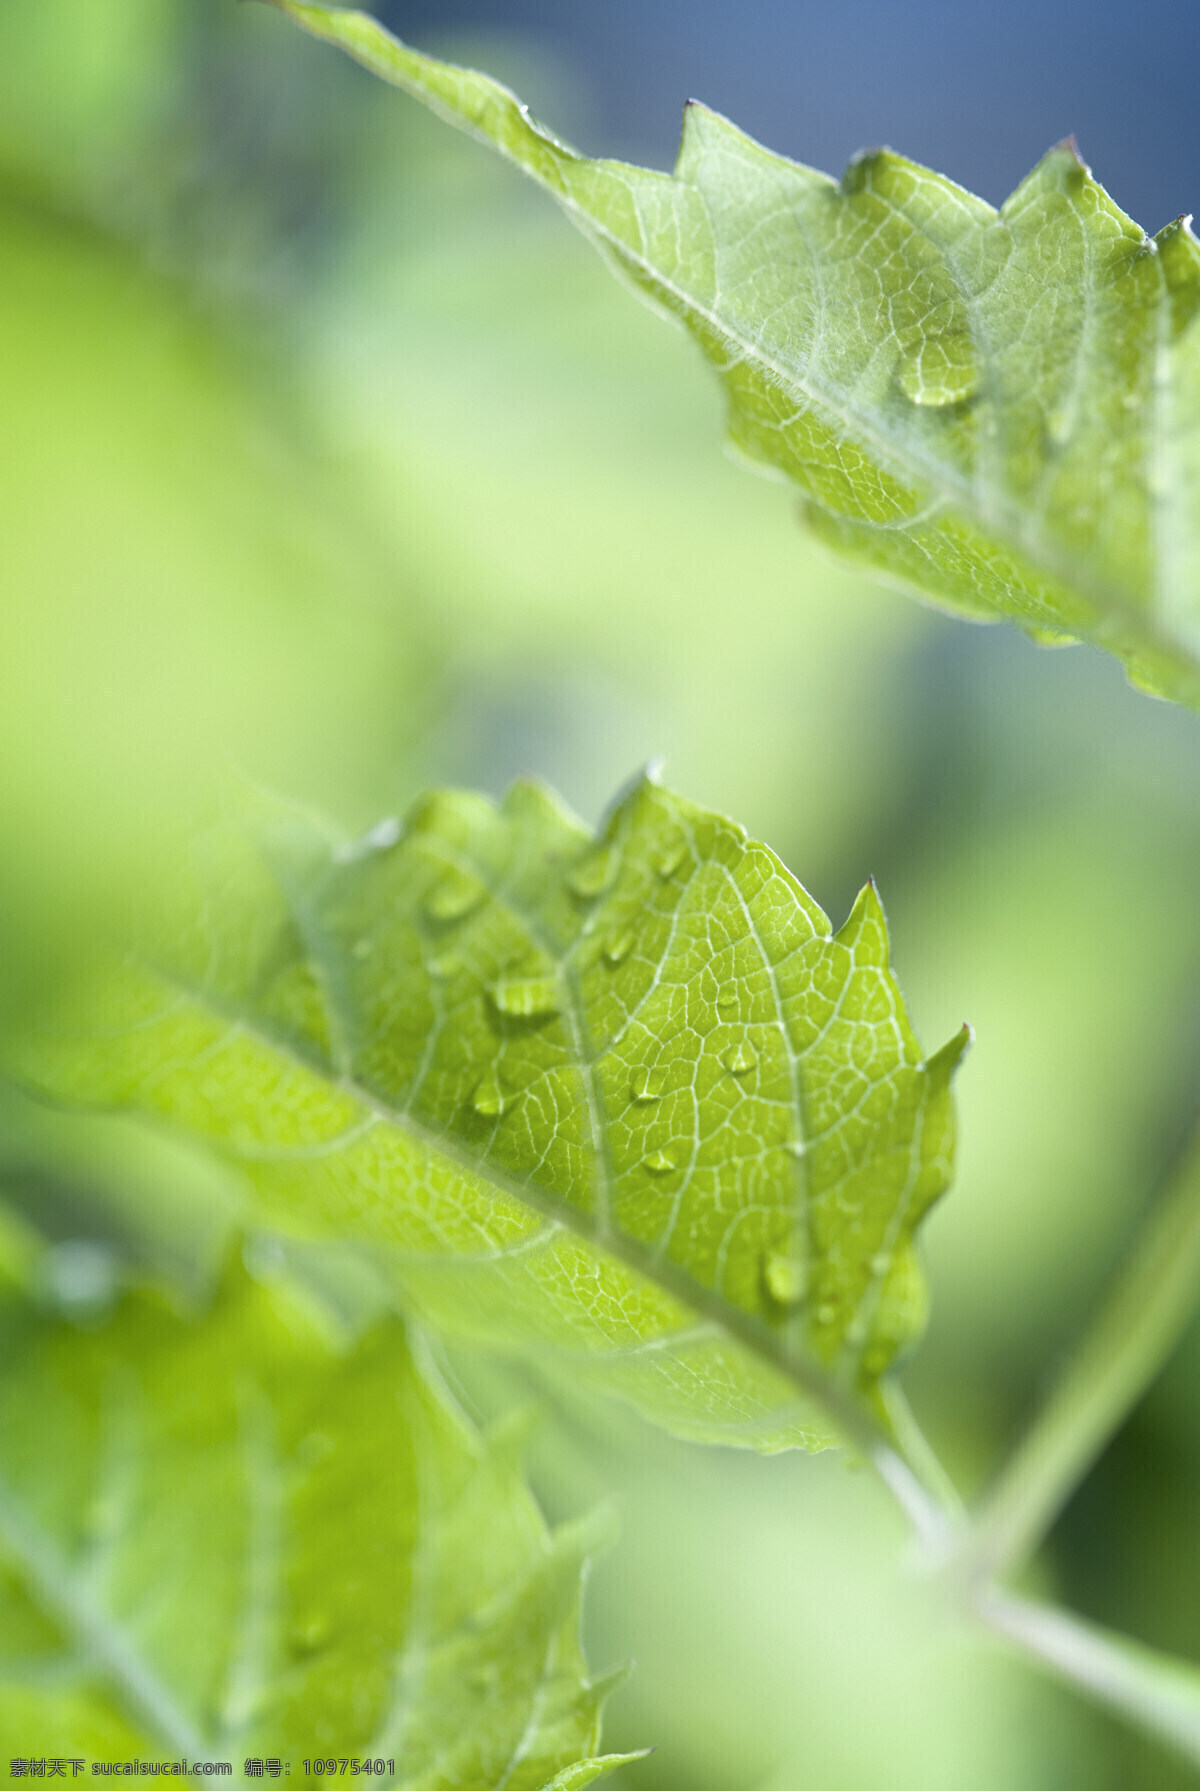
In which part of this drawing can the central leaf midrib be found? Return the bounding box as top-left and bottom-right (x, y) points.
(154, 965), (884, 1461)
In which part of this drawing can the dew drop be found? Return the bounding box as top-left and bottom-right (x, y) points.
(425, 869), (487, 923)
(40, 1240), (118, 1316)
(896, 331), (980, 407)
(722, 1039), (757, 1076)
(490, 976), (561, 1019)
(334, 816), (401, 862)
(289, 1612), (331, 1655)
(642, 1150), (675, 1175)
(296, 1430), (335, 1469)
(654, 843), (686, 880)
(783, 1139), (808, 1159)
(1046, 407), (1071, 447)
(716, 992), (737, 1014)
(630, 1067), (665, 1103)
(568, 846), (616, 900)
(764, 1252), (806, 1307)
(472, 1076), (507, 1118)
(603, 929), (634, 967)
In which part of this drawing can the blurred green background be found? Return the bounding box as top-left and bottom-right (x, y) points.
(2, 2), (1199, 1785)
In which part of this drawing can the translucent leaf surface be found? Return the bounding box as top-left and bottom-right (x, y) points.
(0, 1259), (636, 1785)
(269, 1), (1200, 707)
(14, 776), (966, 1455)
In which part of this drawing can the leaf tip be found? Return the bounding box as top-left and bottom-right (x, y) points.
(834, 877), (889, 951)
(925, 1021), (973, 1084)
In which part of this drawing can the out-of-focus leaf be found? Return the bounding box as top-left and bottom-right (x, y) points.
(0, 1258), (637, 1785)
(13, 775), (966, 1452)
(269, 2), (1200, 707)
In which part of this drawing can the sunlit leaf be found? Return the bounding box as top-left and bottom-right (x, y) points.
(13, 776), (966, 1454)
(268, 1), (1200, 707)
(0, 1258), (637, 1786)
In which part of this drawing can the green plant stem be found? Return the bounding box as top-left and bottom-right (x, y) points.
(975, 1588), (1200, 1770)
(966, 1125), (1200, 1584)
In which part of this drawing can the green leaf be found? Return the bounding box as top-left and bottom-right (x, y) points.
(267, 1), (1200, 707)
(13, 775), (966, 1458)
(0, 1257), (638, 1785)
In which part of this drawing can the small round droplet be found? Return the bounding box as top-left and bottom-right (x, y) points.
(655, 843), (686, 880)
(472, 1077), (507, 1118)
(425, 870), (486, 923)
(490, 976), (561, 1019)
(764, 1252), (806, 1307)
(1046, 407), (1071, 446)
(603, 929), (634, 966)
(296, 1430), (335, 1469)
(40, 1240), (118, 1316)
(896, 332), (980, 407)
(716, 992), (737, 1014)
(642, 1150), (675, 1175)
(568, 846), (616, 900)
(289, 1612), (331, 1655)
(630, 1068), (665, 1103)
(783, 1139), (808, 1159)
(722, 1040), (757, 1077)
(334, 816), (401, 862)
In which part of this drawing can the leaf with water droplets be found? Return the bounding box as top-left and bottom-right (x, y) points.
(0, 1260), (639, 1781)
(268, 2), (1200, 708)
(14, 774), (967, 1456)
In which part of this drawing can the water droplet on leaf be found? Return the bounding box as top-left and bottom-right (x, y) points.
(642, 1150), (675, 1175)
(896, 331), (980, 406)
(472, 1077), (506, 1117)
(655, 843), (686, 880)
(603, 929), (634, 966)
(490, 976), (561, 1019)
(290, 1612), (331, 1655)
(722, 1040), (757, 1076)
(334, 816), (401, 862)
(630, 1067), (664, 1103)
(764, 1252), (806, 1306)
(297, 1430), (334, 1469)
(425, 870), (486, 923)
(1046, 407), (1071, 446)
(568, 846), (616, 900)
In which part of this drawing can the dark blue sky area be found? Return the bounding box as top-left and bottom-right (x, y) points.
(382, 0), (1197, 231)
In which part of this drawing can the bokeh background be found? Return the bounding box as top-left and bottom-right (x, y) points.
(2, 0), (1199, 1783)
